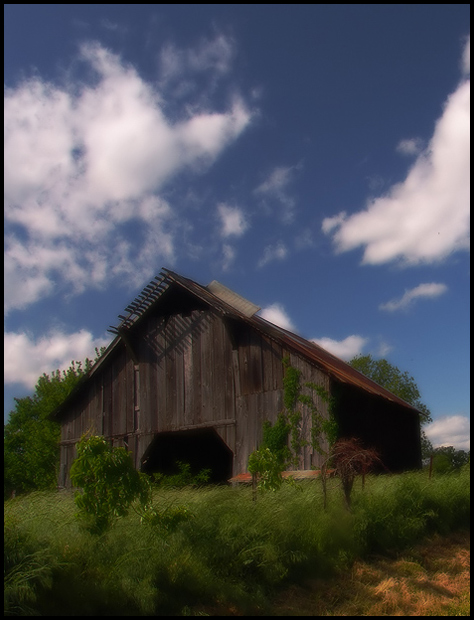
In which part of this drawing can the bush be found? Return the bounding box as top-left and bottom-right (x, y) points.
(4, 468), (470, 615)
(152, 460), (211, 489)
(69, 435), (150, 534)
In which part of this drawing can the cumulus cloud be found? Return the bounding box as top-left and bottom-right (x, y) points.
(217, 203), (248, 238)
(379, 282), (448, 312)
(323, 38), (470, 266)
(257, 242), (288, 268)
(259, 303), (296, 331)
(311, 335), (368, 361)
(424, 414), (470, 451)
(4, 40), (252, 313)
(4, 329), (110, 389)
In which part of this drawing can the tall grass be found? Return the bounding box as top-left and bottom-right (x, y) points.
(4, 467), (470, 616)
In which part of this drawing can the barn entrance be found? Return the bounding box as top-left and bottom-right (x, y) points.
(141, 427), (233, 483)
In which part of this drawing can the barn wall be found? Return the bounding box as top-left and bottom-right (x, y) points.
(58, 306), (333, 485)
(232, 327), (331, 474)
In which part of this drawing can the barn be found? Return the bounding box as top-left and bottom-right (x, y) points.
(53, 268), (422, 486)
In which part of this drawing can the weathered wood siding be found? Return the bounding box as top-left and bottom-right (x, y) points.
(58, 306), (331, 484)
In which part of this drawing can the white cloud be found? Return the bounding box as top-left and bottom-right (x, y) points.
(221, 243), (236, 271)
(257, 242), (288, 268)
(4, 40), (252, 313)
(323, 39), (470, 266)
(259, 303), (296, 331)
(160, 34), (235, 82)
(379, 282), (448, 312)
(461, 35), (470, 75)
(4, 329), (110, 389)
(396, 138), (424, 156)
(321, 212), (347, 235)
(254, 165), (298, 223)
(311, 335), (368, 361)
(424, 415), (470, 451)
(217, 204), (248, 238)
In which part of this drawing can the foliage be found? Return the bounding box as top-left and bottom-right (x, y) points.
(70, 435), (151, 535)
(139, 502), (193, 531)
(248, 413), (291, 491)
(152, 460), (211, 488)
(283, 357), (337, 461)
(349, 354), (432, 424)
(249, 358), (337, 491)
(4, 468), (470, 616)
(249, 447), (285, 492)
(431, 446), (470, 474)
(4, 360), (92, 498)
(421, 429), (434, 460)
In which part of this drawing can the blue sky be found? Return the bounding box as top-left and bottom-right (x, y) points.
(4, 5), (470, 450)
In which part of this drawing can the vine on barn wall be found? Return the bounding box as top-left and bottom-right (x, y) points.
(248, 357), (339, 490)
(282, 356), (338, 465)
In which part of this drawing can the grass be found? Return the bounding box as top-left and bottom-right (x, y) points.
(269, 529), (470, 616)
(4, 466), (470, 615)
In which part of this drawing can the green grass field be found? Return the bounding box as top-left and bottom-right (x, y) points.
(4, 467), (470, 616)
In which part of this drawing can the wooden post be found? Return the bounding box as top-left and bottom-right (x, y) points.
(429, 454), (433, 479)
(252, 472), (257, 502)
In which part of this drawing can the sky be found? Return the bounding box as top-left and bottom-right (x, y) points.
(4, 5), (470, 450)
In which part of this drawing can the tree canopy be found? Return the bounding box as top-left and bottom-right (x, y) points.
(4, 357), (99, 498)
(349, 354), (432, 425)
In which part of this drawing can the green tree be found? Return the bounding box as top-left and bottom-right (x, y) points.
(70, 435), (151, 535)
(421, 430), (434, 461)
(349, 354), (432, 424)
(4, 356), (101, 498)
(432, 446), (470, 473)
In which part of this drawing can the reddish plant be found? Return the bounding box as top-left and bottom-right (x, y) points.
(331, 438), (383, 509)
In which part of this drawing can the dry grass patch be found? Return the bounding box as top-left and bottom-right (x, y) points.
(270, 530), (470, 616)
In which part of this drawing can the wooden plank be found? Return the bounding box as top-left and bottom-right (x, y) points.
(261, 336), (274, 393)
(170, 418), (236, 432)
(126, 357), (135, 434)
(191, 311), (202, 426)
(103, 364), (112, 437)
(165, 314), (177, 429)
(183, 320), (194, 427)
(199, 311), (213, 424)
(174, 315), (185, 429)
(155, 316), (167, 433)
(248, 332), (263, 394)
(212, 316), (227, 421)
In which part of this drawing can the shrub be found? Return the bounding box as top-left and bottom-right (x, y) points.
(69, 435), (150, 535)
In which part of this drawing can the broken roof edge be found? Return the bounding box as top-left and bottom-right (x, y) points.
(51, 267), (421, 420)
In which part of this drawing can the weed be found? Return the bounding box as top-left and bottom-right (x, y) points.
(3, 468), (470, 615)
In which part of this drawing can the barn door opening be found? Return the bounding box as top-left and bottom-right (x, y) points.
(141, 427), (233, 483)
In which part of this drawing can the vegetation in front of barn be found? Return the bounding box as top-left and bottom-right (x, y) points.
(4, 465), (470, 616)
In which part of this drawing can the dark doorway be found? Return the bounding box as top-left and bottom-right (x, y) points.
(141, 427), (233, 483)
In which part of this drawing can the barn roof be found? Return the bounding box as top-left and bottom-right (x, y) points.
(53, 268), (420, 418)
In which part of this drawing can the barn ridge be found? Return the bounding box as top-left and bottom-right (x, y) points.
(105, 267), (418, 411)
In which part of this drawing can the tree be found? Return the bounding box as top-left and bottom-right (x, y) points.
(431, 446), (470, 473)
(349, 354), (432, 424)
(4, 354), (102, 498)
(70, 435), (151, 535)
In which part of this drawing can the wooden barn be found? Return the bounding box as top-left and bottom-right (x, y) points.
(53, 268), (422, 486)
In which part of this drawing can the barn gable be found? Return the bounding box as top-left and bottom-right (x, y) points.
(54, 268), (422, 486)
